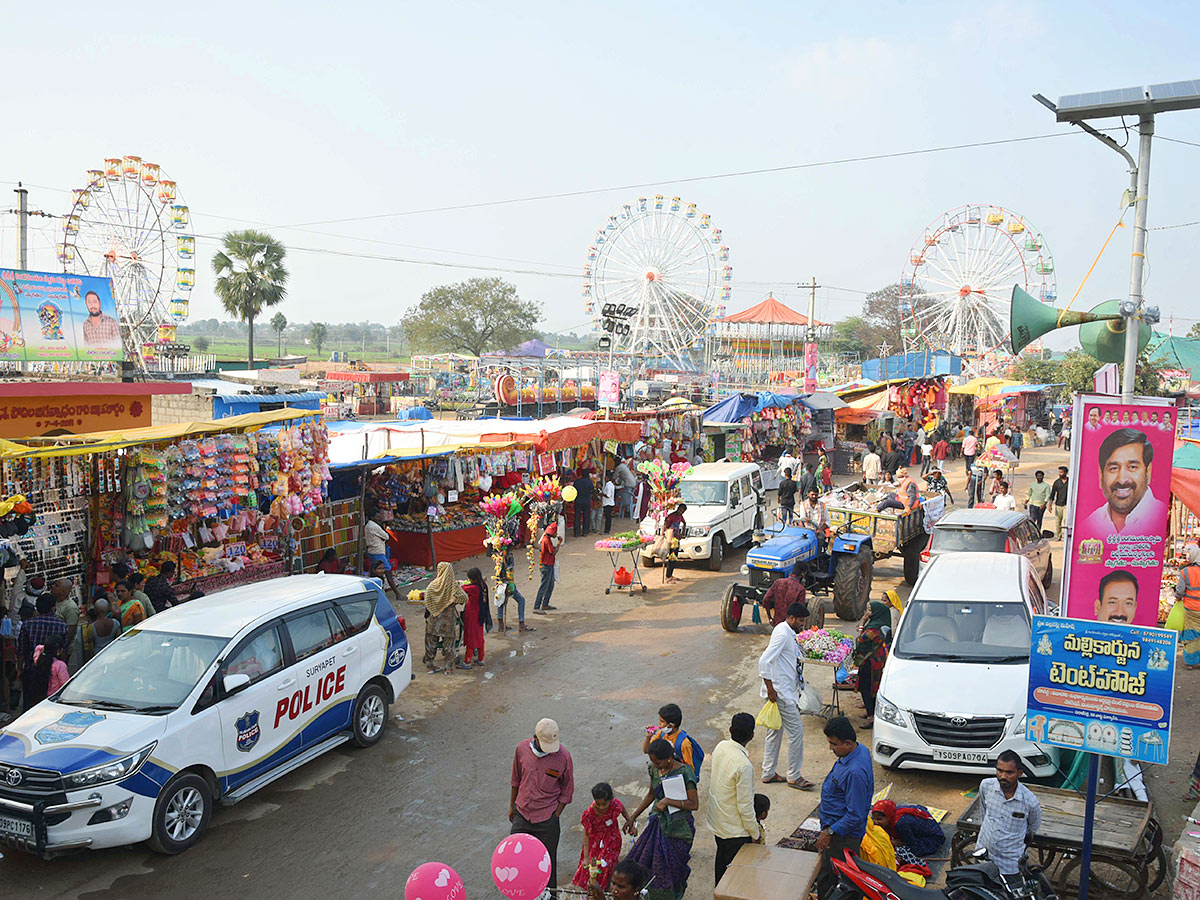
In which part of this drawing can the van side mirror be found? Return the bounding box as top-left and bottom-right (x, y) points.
(223, 673), (251, 695)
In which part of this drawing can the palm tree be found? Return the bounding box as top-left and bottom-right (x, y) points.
(211, 230), (288, 366)
(271, 311), (288, 357)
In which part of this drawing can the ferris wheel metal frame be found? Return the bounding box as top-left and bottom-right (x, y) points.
(58, 155), (194, 364)
(583, 195), (729, 371)
(902, 204), (1056, 371)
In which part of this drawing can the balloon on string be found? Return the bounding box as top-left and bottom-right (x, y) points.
(492, 834), (551, 900)
(405, 862), (464, 900)
(562, 485), (578, 503)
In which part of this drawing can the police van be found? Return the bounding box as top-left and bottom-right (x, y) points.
(0, 574), (411, 857)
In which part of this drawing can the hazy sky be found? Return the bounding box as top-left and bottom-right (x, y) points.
(4, 1), (1200, 352)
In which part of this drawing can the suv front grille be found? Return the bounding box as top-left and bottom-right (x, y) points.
(0, 763), (66, 804)
(913, 713), (1006, 749)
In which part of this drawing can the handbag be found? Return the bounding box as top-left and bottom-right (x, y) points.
(756, 701), (782, 731)
(1166, 601), (1186, 632)
(494, 583), (507, 609)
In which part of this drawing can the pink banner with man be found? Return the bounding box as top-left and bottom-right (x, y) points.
(1063, 394), (1176, 626)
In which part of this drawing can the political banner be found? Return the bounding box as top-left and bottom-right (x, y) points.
(804, 342), (818, 393)
(1026, 615), (1175, 764)
(598, 370), (619, 408)
(0, 268), (124, 362)
(1061, 395), (1176, 627)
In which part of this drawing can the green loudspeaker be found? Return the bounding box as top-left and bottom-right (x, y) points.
(1009, 286), (1125, 356)
(1079, 299), (1152, 363)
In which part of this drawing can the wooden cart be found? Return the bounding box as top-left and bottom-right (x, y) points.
(950, 784), (1165, 899)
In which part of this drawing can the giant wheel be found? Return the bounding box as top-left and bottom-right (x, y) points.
(59, 156), (194, 364)
(583, 195), (728, 370)
(902, 205), (1056, 373)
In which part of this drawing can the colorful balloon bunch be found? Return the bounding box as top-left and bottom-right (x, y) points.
(526, 475), (564, 505)
(637, 458), (693, 519)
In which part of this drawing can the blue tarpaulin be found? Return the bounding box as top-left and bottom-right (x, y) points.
(861, 351), (961, 381)
(703, 393), (758, 425)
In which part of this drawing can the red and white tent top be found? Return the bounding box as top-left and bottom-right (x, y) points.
(719, 294), (827, 326)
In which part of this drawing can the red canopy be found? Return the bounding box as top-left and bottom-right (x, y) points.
(720, 295), (826, 326)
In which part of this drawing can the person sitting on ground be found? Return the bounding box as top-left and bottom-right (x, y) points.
(316, 549), (343, 575)
(870, 800), (945, 860)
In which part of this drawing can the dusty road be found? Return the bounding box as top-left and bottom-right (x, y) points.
(0, 444), (1071, 899)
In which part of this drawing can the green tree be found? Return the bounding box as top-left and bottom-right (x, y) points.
(1189, 322), (1200, 340)
(271, 311), (288, 357)
(857, 283), (929, 354)
(825, 316), (872, 356)
(309, 322), (328, 356)
(191, 335), (210, 353)
(1036, 349), (1168, 397)
(403, 277), (541, 357)
(1011, 355), (1061, 384)
(211, 230), (289, 366)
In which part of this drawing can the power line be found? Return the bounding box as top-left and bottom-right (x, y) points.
(280, 129), (1109, 228)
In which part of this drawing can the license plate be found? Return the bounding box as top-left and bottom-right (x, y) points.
(0, 814), (33, 840)
(933, 749), (990, 764)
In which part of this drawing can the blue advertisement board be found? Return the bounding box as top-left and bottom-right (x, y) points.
(0, 268), (124, 362)
(1026, 615), (1176, 765)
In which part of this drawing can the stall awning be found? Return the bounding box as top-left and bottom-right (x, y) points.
(324, 370), (411, 383)
(845, 389), (891, 412)
(999, 383), (1063, 394)
(328, 447), (456, 471)
(798, 392), (848, 411)
(703, 393), (757, 425)
(2, 408), (318, 458)
(948, 377), (1019, 397)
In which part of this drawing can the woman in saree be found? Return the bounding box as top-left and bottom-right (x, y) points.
(853, 599), (893, 728)
(421, 562), (470, 674)
(623, 739), (698, 900)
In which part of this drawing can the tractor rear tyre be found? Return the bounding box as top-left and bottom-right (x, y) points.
(902, 537), (923, 586)
(833, 545), (872, 622)
(804, 597), (827, 631)
(720, 584), (742, 632)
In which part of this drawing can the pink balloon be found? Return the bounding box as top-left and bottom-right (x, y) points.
(405, 862), (465, 900)
(491, 834), (552, 900)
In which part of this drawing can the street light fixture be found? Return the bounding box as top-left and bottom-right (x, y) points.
(1034, 79), (1200, 402)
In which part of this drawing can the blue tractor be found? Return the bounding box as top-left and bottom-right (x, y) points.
(720, 523), (874, 632)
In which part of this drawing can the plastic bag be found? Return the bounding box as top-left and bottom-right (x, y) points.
(756, 701), (782, 731)
(494, 583), (507, 609)
(797, 681), (824, 715)
(1166, 601), (1186, 632)
(614, 566), (633, 587)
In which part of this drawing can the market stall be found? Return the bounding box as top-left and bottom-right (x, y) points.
(322, 369), (411, 417)
(702, 392), (812, 480)
(4, 409), (329, 603)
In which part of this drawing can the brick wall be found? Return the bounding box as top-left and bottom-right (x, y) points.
(152, 391), (215, 425)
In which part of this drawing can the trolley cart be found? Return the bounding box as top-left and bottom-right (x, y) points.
(598, 547), (647, 595)
(950, 784), (1165, 899)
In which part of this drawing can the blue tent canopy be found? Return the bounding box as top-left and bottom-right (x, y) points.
(755, 391), (795, 411)
(703, 393), (757, 425)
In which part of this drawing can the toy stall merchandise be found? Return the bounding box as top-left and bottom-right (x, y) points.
(725, 403), (812, 465)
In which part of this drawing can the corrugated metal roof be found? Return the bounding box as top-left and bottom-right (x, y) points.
(187, 379), (324, 404)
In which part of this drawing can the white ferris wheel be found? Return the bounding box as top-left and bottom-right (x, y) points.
(58, 155), (194, 362)
(902, 204), (1056, 369)
(583, 195), (729, 370)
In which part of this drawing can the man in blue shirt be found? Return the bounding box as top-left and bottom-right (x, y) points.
(815, 716), (874, 900)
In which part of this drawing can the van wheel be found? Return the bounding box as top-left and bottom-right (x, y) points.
(1042, 555), (1054, 589)
(720, 585), (742, 632)
(708, 535), (725, 571)
(352, 684), (389, 748)
(149, 773), (212, 855)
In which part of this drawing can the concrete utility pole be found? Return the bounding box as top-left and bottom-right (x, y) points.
(14, 183), (28, 269)
(1124, 115), (1153, 403)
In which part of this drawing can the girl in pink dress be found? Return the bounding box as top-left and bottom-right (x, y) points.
(573, 783), (632, 889)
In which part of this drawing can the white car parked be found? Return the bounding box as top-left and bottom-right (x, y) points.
(871, 552), (1057, 778)
(0, 574), (411, 857)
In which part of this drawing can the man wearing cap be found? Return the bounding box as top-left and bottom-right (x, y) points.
(510, 718), (575, 895)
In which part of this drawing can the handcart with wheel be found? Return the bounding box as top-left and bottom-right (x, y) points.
(594, 535), (650, 596)
(950, 784), (1165, 899)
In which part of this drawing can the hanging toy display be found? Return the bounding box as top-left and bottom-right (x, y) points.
(522, 476), (564, 580)
(636, 459), (693, 521)
(894, 378), (945, 426)
(479, 490), (526, 586)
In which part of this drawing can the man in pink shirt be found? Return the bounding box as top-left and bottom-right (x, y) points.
(510, 718), (575, 894)
(961, 430), (979, 475)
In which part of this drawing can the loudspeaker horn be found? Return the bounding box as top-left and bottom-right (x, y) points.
(1008, 286), (1123, 355)
(1079, 299), (1152, 363)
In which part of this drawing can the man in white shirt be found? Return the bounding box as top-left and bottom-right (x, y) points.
(1082, 429), (1168, 537)
(777, 448), (799, 479)
(861, 447), (882, 485)
(758, 601), (815, 789)
(993, 481), (1017, 511)
(363, 510), (401, 599)
(602, 474), (616, 534)
(614, 457), (636, 517)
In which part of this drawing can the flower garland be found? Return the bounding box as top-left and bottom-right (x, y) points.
(796, 627), (854, 664)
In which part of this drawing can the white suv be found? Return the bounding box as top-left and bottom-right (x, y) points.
(872, 552), (1057, 778)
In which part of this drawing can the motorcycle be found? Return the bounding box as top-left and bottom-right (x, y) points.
(830, 847), (1056, 900)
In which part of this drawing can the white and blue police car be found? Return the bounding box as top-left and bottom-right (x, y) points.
(0, 574), (410, 857)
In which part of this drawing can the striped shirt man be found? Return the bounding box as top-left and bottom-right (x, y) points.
(977, 776), (1042, 874)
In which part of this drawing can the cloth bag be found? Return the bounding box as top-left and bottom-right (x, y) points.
(1166, 601), (1186, 632)
(755, 701), (782, 731)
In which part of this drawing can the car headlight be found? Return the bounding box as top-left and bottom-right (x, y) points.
(62, 743), (156, 790)
(687, 525), (710, 537)
(1012, 714), (1026, 736)
(876, 697), (908, 729)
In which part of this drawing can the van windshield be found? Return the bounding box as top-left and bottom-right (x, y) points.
(57, 629), (228, 713)
(931, 527), (1007, 553)
(680, 481), (727, 506)
(893, 600), (1030, 663)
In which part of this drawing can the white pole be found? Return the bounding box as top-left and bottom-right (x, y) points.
(1123, 114), (1154, 403)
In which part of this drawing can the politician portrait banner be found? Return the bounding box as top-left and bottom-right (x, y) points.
(0, 268), (124, 363)
(1062, 394), (1176, 627)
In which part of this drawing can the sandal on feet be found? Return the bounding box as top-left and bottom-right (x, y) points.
(761, 775), (787, 784)
(788, 779), (816, 791)
(519, 624), (536, 632)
